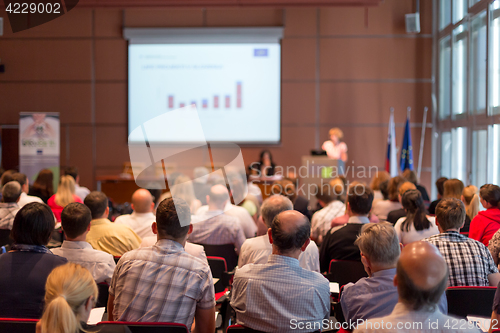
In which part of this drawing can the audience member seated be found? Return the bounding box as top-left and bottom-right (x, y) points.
(386, 181), (416, 225)
(36, 263), (130, 333)
(470, 184), (500, 246)
(488, 229), (500, 268)
(443, 178), (471, 232)
(370, 171), (391, 204)
(108, 197), (215, 333)
(171, 174), (202, 214)
(424, 198), (500, 287)
(63, 166), (90, 201)
(196, 183), (257, 239)
(238, 194), (320, 272)
(319, 184), (374, 272)
(114, 189), (156, 239)
(52, 203), (116, 284)
(463, 185), (480, 221)
(84, 191), (142, 256)
(402, 169), (430, 204)
(12, 172), (43, 207)
(341, 222), (447, 327)
(246, 170), (263, 204)
(428, 177), (448, 215)
(141, 236), (208, 263)
(354, 241), (477, 333)
(394, 190), (439, 245)
(250, 149), (276, 177)
(311, 183), (345, 244)
(28, 169), (54, 204)
(192, 167), (211, 205)
(489, 282), (500, 332)
(189, 184), (246, 254)
(0, 202), (67, 318)
(270, 179), (312, 221)
(0, 181), (22, 230)
(48, 175), (83, 222)
(372, 176), (404, 222)
(228, 174), (260, 223)
(231, 210), (330, 332)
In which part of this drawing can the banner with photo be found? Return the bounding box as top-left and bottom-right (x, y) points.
(19, 112), (60, 190)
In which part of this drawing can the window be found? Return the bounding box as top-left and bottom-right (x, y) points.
(441, 132), (452, 177)
(489, 124), (500, 184)
(454, 0), (468, 23)
(472, 129), (488, 186)
(440, 0), (452, 30)
(490, 1), (500, 115)
(452, 127), (467, 181)
(439, 37), (452, 119)
(452, 24), (468, 118)
(470, 12), (487, 115)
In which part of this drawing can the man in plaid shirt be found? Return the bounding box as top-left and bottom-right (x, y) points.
(424, 198), (500, 287)
(108, 197), (215, 333)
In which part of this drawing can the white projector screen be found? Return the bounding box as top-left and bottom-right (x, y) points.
(125, 28), (283, 144)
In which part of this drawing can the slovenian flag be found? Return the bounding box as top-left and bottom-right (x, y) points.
(400, 115), (414, 172)
(386, 111), (398, 177)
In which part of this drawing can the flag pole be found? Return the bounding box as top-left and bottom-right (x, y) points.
(417, 107), (428, 181)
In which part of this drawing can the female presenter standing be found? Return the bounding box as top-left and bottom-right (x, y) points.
(322, 127), (348, 162)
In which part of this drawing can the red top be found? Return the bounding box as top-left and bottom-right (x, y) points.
(47, 194), (83, 222)
(469, 208), (500, 246)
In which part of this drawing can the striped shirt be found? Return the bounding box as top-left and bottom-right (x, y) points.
(109, 239), (215, 330)
(424, 231), (498, 286)
(0, 203), (20, 230)
(311, 200), (345, 242)
(231, 255), (330, 332)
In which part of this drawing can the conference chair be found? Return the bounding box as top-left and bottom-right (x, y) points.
(0, 318), (38, 333)
(226, 324), (266, 333)
(207, 256), (234, 331)
(96, 321), (188, 333)
(197, 244), (238, 272)
(326, 259), (368, 287)
(446, 286), (497, 318)
(96, 282), (110, 310)
(114, 256), (121, 264)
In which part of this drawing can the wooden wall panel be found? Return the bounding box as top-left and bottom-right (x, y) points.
(283, 8), (317, 37)
(94, 40), (127, 81)
(281, 38), (316, 80)
(65, 126), (94, 189)
(95, 9), (123, 37)
(282, 82), (316, 124)
(205, 8), (283, 26)
(0, 83), (92, 124)
(124, 8), (204, 27)
(95, 83), (127, 125)
(0, 40), (92, 81)
(319, 37), (432, 80)
(95, 126), (129, 167)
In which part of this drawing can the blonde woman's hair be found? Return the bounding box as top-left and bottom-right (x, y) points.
(328, 127), (344, 140)
(40, 263), (98, 333)
(463, 185), (479, 220)
(443, 179), (464, 200)
(55, 175), (76, 207)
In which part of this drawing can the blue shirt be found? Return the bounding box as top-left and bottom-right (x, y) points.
(341, 268), (448, 325)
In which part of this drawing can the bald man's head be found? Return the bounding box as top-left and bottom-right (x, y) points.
(208, 184), (230, 210)
(396, 241), (448, 311)
(132, 189), (154, 213)
(271, 210), (310, 255)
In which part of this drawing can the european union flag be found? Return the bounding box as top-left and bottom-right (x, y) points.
(400, 116), (414, 172)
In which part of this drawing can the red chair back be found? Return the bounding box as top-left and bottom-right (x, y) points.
(0, 318), (38, 333)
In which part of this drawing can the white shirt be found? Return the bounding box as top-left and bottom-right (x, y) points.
(247, 182), (263, 204)
(238, 234), (320, 272)
(140, 236), (208, 264)
(394, 216), (440, 245)
(196, 203), (257, 238)
(322, 141), (347, 160)
(52, 240), (116, 284)
(75, 184), (90, 201)
(17, 192), (43, 208)
(311, 200), (345, 241)
(114, 211), (156, 239)
(372, 200), (402, 222)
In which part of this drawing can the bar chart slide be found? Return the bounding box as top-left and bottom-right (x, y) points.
(167, 81), (242, 110)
